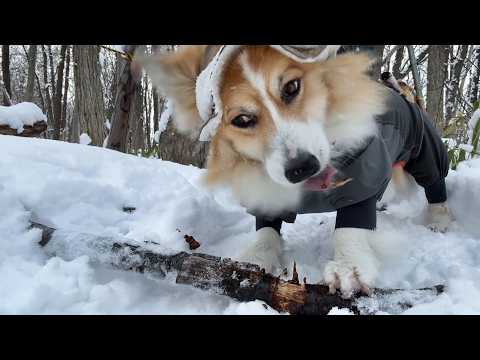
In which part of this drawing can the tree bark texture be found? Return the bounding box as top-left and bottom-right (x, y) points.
(106, 45), (139, 153)
(73, 45), (106, 146)
(25, 45), (37, 102)
(53, 45), (67, 140)
(2, 45), (11, 106)
(427, 45), (450, 130)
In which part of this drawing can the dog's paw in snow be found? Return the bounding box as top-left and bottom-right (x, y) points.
(426, 203), (452, 233)
(323, 228), (380, 298)
(237, 227), (285, 274)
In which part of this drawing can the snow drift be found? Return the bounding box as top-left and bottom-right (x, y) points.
(1, 135), (480, 314)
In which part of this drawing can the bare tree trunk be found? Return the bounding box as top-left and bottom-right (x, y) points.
(427, 45), (449, 130)
(152, 88), (160, 135)
(61, 46), (71, 138)
(47, 45), (56, 100)
(407, 45), (426, 110)
(107, 45), (139, 153)
(25, 45), (37, 102)
(41, 46), (54, 134)
(446, 45), (470, 121)
(130, 79), (145, 153)
(143, 75), (151, 150)
(52, 45), (67, 140)
(2, 45), (11, 105)
(157, 118), (209, 168)
(470, 47), (480, 106)
(73, 45), (106, 146)
(34, 70), (45, 112)
(392, 46), (405, 80)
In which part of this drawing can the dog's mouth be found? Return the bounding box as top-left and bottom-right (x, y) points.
(303, 165), (338, 191)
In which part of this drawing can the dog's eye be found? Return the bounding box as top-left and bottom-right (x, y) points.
(231, 114), (257, 129)
(281, 79), (301, 104)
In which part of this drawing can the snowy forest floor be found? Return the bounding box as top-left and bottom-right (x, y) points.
(1, 135), (480, 315)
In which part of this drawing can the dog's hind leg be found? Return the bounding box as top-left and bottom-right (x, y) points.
(424, 178), (452, 233)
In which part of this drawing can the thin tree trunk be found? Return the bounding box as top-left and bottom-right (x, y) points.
(34, 72), (45, 112)
(2, 45), (11, 105)
(48, 45), (56, 99)
(446, 45), (470, 121)
(470, 46), (480, 106)
(52, 45), (67, 140)
(107, 45), (140, 153)
(427, 45), (449, 130)
(130, 79), (145, 153)
(61, 46), (71, 137)
(25, 45), (38, 102)
(73, 45), (106, 146)
(152, 88), (160, 135)
(407, 45), (426, 110)
(144, 75), (151, 150)
(41, 46), (54, 134)
(392, 45), (405, 80)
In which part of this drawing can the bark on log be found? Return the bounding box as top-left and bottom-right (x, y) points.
(0, 120), (47, 137)
(30, 221), (444, 315)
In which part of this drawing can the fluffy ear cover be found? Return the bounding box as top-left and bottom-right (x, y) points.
(137, 45), (208, 136)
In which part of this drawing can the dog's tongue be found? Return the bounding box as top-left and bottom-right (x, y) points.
(304, 165), (338, 191)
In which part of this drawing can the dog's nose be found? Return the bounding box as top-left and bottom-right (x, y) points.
(284, 152), (320, 184)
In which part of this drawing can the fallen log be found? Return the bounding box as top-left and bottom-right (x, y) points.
(0, 120), (47, 137)
(30, 221), (444, 315)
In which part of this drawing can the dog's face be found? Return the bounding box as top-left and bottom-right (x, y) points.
(141, 46), (386, 212)
(217, 46), (332, 187)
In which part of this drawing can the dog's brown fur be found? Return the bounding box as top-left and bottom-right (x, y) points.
(141, 46), (407, 211)
(204, 47), (386, 189)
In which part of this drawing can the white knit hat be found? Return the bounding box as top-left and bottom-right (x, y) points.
(196, 45), (341, 141)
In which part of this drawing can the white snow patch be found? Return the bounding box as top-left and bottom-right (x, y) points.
(0, 103), (47, 134)
(157, 99), (173, 137)
(79, 133), (92, 145)
(328, 307), (354, 315)
(459, 144), (474, 153)
(1, 135), (480, 314)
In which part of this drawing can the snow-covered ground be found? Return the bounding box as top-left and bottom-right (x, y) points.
(1, 135), (480, 315)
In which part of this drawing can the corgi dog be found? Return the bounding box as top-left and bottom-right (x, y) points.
(140, 45), (451, 298)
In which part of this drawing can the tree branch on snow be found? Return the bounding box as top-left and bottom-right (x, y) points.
(0, 120), (47, 137)
(30, 221), (445, 315)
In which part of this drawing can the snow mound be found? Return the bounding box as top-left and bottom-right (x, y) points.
(1, 135), (480, 314)
(0, 103), (47, 134)
(79, 133), (92, 145)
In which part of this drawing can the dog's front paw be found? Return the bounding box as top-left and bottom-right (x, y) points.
(323, 228), (380, 298)
(237, 227), (285, 274)
(324, 260), (376, 298)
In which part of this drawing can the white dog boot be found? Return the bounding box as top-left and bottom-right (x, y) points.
(324, 228), (380, 298)
(237, 227), (285, 274)
(426, 202), (452, 233)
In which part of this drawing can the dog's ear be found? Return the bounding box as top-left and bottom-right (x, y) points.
(323, 52), (376, 76)
(137, 45), (209, 136)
